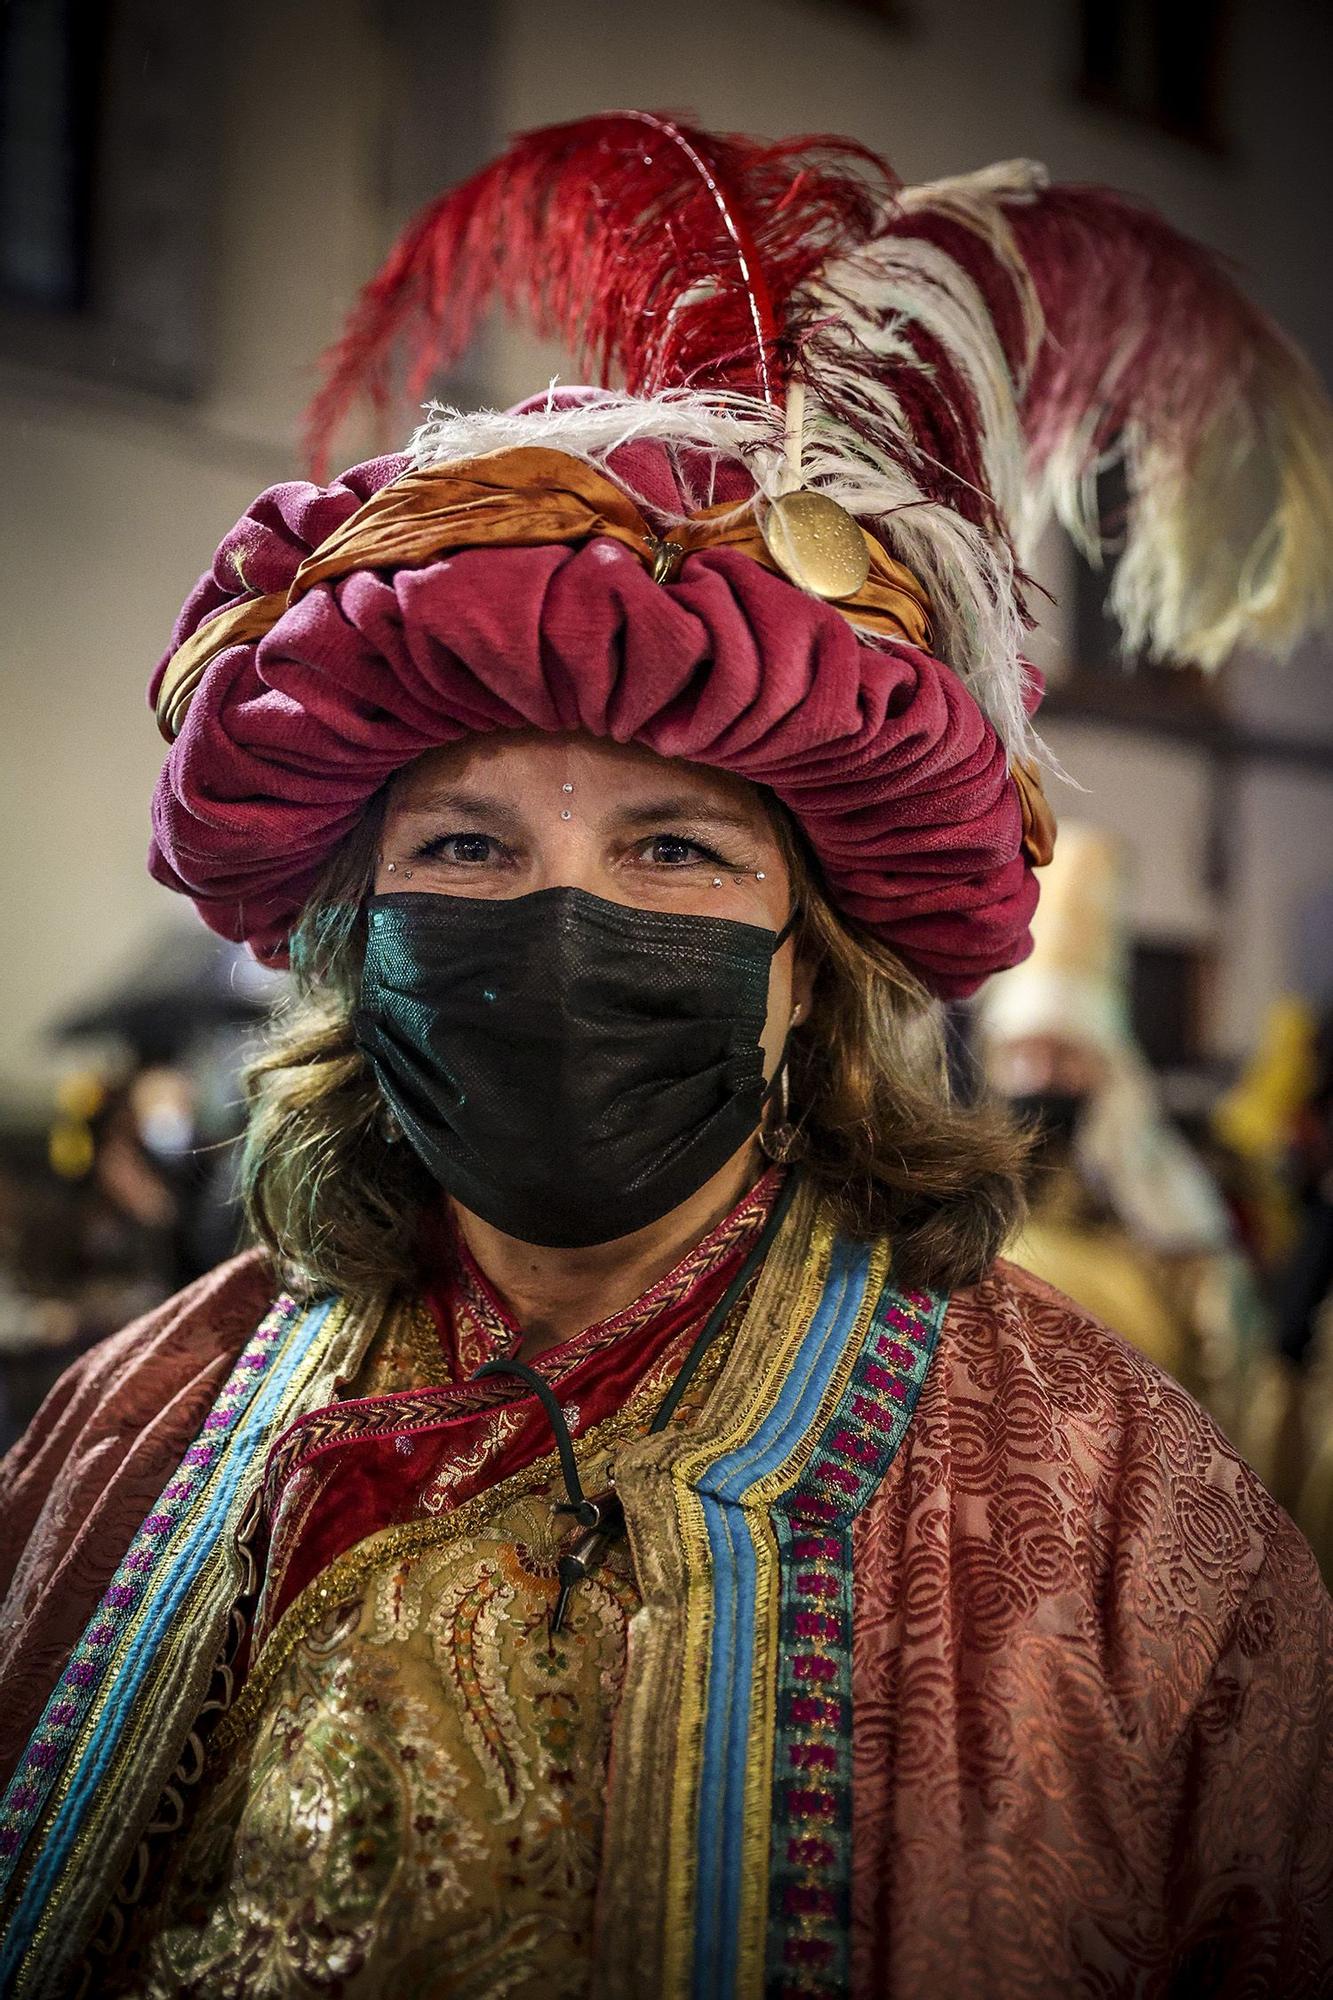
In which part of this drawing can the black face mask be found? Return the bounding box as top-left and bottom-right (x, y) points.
(355, 888), (792, 1248)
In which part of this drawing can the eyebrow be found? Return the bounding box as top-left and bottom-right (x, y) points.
(400, 787), (528, 835)
(605, 794), (764, 833)
(402, 785), (763, 835)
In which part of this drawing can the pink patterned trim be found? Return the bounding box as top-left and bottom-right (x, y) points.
(766, 1278), (946, 1996)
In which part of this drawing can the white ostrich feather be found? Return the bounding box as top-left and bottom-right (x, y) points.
(899, 161), (1333, 667)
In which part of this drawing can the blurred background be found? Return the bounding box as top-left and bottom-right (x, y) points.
(0, 0), (1330, 1536)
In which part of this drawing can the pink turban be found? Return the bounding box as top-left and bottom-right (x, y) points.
(148, 439), (1035, 999)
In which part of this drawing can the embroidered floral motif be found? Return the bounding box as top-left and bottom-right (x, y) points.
(419, 1404), (533, 1514)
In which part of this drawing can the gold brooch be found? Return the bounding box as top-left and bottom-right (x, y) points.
(759, 490), (871, 601)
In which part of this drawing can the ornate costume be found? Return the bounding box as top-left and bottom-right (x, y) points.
(3, 112), (1332, 1995)
(3, 1191), (1328, 1997)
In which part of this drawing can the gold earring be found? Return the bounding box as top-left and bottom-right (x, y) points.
(761, 1063), (806, 1164)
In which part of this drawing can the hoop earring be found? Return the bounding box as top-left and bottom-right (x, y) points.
(760, 1060), (806, 1164)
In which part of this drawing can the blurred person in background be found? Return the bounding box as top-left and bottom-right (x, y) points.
(0, 1070), (187, 1458)
(975, 824), (1273, 1467)
(1, 115), (1332, 2000)
(1213, 994), (1321, 1274)
(0, 934), (275, 1453)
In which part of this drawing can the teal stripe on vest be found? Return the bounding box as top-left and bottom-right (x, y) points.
(689, 1236), (883, 1999)
(0, 1294), (333, 1987)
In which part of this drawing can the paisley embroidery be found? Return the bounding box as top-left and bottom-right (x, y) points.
(419, 1404), (531, 1513)
(138, 1486), (639, 1997)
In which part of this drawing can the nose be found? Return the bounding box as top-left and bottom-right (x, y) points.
(527, 809), (613, 900)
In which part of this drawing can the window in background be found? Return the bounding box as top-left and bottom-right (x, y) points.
(0, 0), (215, 396)
(0, 0), (105, 311)
(1076, 0), (1231, 152)
(1131, 938), (1213, 1071)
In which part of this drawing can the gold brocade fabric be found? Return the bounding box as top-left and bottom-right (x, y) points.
(130, 1302), (738, 1999)
(135, 1489), (636, 1997)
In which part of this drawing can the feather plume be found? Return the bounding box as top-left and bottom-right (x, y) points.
(886, 162), (1333, 666)
(304, 111), (892, 474)
(310, 113), (1038, 749)
(309, 115), (1333, 760)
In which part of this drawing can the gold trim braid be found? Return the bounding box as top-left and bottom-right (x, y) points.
(590, 1180), (888, 2000)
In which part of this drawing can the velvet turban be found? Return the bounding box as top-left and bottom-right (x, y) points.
(148, 438), (1037, 999)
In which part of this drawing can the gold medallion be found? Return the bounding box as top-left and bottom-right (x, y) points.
(760, 490), (871, 601)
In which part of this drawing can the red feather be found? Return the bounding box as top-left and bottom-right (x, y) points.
(304, 111), (895, 477)
(1001, 183), (1278, 475)
(844, 178), (1280, 481)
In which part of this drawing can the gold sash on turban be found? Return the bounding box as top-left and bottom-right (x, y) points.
(154, 447), (933, 743)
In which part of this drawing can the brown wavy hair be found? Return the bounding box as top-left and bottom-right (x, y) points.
(240, 791), (1028, 1297)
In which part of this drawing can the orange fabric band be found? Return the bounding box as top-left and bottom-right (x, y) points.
(155, 447), (932, 743)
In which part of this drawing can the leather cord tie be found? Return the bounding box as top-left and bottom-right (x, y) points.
(474, 1169), (800, 1631)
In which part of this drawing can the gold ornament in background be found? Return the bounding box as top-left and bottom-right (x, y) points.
(49, 1071), (106, 1180)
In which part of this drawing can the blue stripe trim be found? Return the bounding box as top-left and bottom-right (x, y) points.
(690, 1237), (875, 1999)
(0, 1299), (334, 1986)
(698, 1238), (875, 1506)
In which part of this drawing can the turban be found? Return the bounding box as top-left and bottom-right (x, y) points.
(148, 436), (1038, 999)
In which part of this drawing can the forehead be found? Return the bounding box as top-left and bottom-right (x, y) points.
(388, 731), (769, 822)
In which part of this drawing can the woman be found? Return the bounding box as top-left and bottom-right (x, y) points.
(2, 116), (1330, 1999)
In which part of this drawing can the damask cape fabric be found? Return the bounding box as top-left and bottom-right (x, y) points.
(0, 1238), (1330, 1997)
(1008, 1186), (1273, 1470)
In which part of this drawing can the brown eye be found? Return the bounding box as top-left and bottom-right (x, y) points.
(649, 836), (696, 865)
(418, 834), (499, 865)
(646, 835), (721, 867)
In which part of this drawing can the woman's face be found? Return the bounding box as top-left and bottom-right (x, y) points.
(376, 732), (812, 1081)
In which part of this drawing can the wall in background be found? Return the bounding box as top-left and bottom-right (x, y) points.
(0, 0), (1329, 1121)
